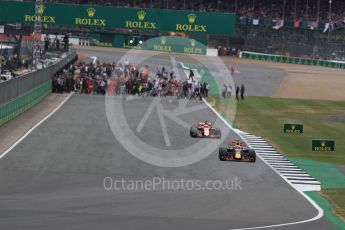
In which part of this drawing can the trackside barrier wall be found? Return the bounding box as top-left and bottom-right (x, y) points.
(0, 51), (77, 127)
(0, 81), (51, 127)
(0, 50), (77, 105)
(240, 51), (345, 69)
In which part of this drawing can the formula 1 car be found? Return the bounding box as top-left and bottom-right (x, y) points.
(190, 121), (221, 139)
(219, 140), (256, 162)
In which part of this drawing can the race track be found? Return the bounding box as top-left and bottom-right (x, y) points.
(0, 49), (336, 230)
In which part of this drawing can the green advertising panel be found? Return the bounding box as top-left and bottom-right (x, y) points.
(123, 36), (207, 55)
(312, 140), (335, 151)
(284, 124), (303, 134)
(241, 52), (345, 69)
(0, 81), (51, 127)
(0, 1), (236, 35)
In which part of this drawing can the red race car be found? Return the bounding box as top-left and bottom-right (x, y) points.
(190, 121), (221, 139)
(219, 140), (256, 162)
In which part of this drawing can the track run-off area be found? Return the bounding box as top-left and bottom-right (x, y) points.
(0, 48), (338, 230)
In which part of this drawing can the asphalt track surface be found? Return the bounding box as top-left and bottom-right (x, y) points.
(232, 64), (285, 97)
(0, 49), (336, 230)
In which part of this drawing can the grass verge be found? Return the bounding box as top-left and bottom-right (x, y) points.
(307, 191), (345, 229)
(321, 189), (345, 222)
(208, 95), (345, 226)
(209, 96), (345, 164)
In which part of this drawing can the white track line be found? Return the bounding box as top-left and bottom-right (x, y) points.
(136, 98), (159, 133)
(170, 56), (181, 80)
(156, 104), (171, 146)
(282, 174), (312, 177)
(91, 56), (97, 64)
(0, 93), (74, 160)
(202, 98), (323, 230)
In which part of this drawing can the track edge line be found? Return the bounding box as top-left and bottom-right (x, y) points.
(0, 93), (74, 160)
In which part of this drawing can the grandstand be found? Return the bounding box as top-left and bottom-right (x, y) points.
(2, 0), (345, 61)
(23, 0), (345, 22)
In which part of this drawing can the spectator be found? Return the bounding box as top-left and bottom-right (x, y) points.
(56, 36), (60, 50)
(44, 35), (50, 51)
(63, 34), (69, 50)
(227, 84), (232, 99)
(240, 84), (245, 100)
(236, 85), (240, 100)
(189, 68), (194, 81)
(222, 84), (227, 99)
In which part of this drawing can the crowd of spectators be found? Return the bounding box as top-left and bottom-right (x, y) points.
(24, 0), (345, 24)
(52, 61), (111, 94)
(52, 60), (209, 100)
(44, 34), (70, 52)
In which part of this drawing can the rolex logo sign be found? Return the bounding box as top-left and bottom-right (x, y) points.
(36, 5), (45, 15)
(25, 4), (56, 23)
(184, 38), (203, 54)
(284, 124), (303, 134)
(75, 7), (106, 26)
(312, 140), (335, 151)
(160, 36), (166, 45)
(188, 13), (196, 24)
(137, 10), (146, 21)
(153, 36), (172, 52)
(87, 7), (96, 17)
(124, 10), (156, 29)
(176, 13), (206, 33)
(191, 39), (196, 47)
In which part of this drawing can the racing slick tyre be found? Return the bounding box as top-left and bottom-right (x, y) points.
(248, 149), (256, 162)
(214, 129), (221, 139)
(219, 147), (227, 161)
(190, 126), (198, 138)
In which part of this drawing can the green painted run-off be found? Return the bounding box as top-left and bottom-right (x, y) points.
(289, 157), (345, 189)
(306, 192), (345, 230)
